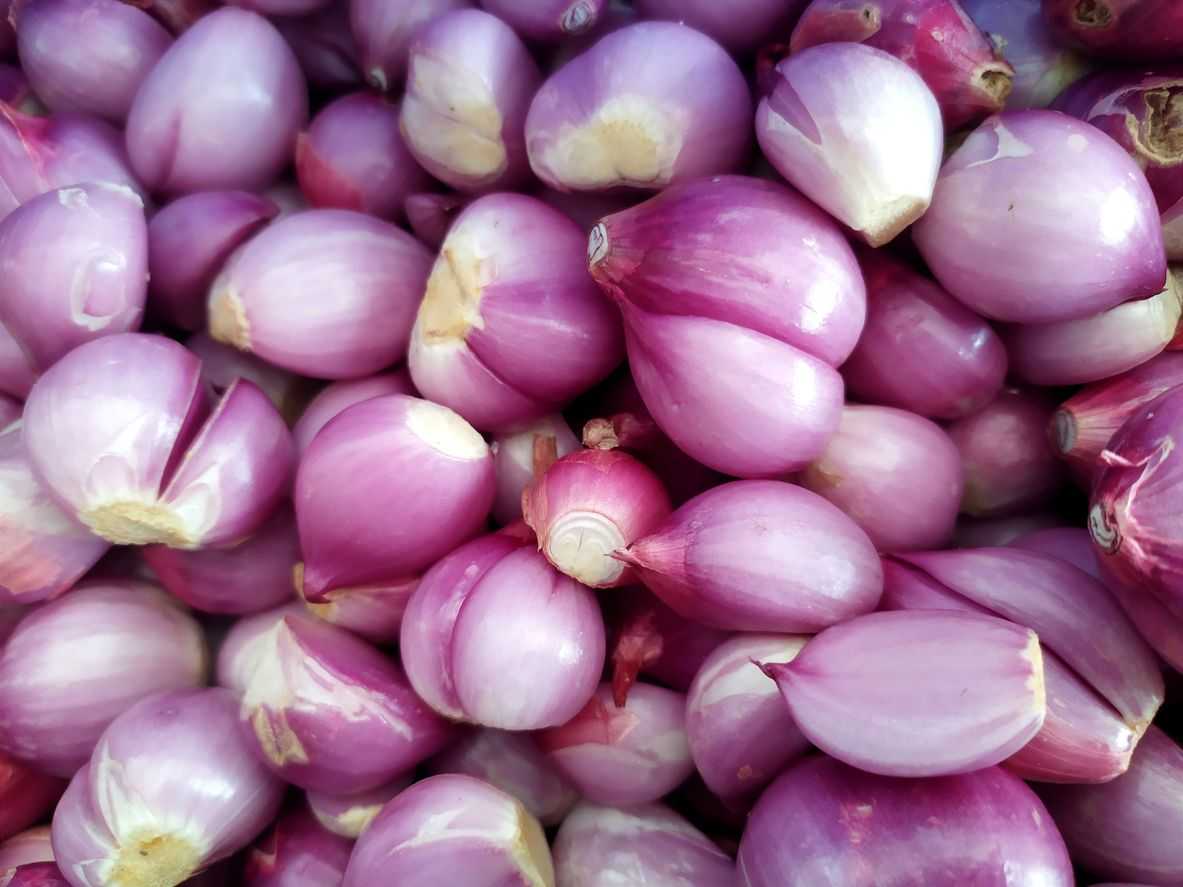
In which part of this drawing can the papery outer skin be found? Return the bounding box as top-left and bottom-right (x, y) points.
(963, 0), (1090, 110)
(686, 633), (811, 803)
(479, 0), (604, 42)
(800, 405), (963, 552)
(125, 7), (307, 194)
(913, 111), (1166, 323)
(0, 422), (109, 604)
(765, 609), (1046, 777)
(13, 0), (171, 122)
(948, 388), (1065, 517)
(210, 209), (433, 380)
(343, 773), (555, 887)
(738, 755), (1072, 887)
(790, 0), (1014, 130)
(1006, 272), (1182, 386)
(350, 0), (468, 92)
(552, 802), (735, 887)
(522, 448), (671, 588)
(0, 325), (34, 399)
(588, 175), (866, 367)
(0, 581), (207, 776)
(241, 807), (352, 887)
(0, 769), (61, 846)
(299, 575), (418, 645)
(404, 191), (468, 248)
(840, 248), (1007, 419)
(490, 414), (579, 526)
(295, 395), (494, 598)
(142, 505), (299, 615)
(409, 193), (623, 431)
(524, 22), (751, 193)
(623, 480), (883, 633)
(400, 10), (540, 193)
(274, 3), (361, 92)
(296, 92), (429, 218)
(305, 775), (413, 839)
(620, 303), (844, 477)
(635, 0), (805, 51)
(292, 370), (415, 454)
(50, 688), (285, 887)
(0, 826), (55, 869)
(185, 332), (310, 424)
(429, 729), (579, 827)
(232, 610), (455, 793)
(756, 43), (942, 247)
(1042, 0), (1183, 61)
(535, 682), (694, 806)
(147, 191), (277, 332)
(1040, 727), (1183, 884)
(0, 183), (147, 373)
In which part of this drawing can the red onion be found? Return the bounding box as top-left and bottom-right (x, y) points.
(142, 505), (299, 615)
(763, 609), (1045, 776)
(536, 682), (694, 806)
(401, 534), (605, 728)
(480, 0), (603, 41)
(1042, 0), (1183, 61)
(51, 688), (285, 887)
(553, 802), (735, 887)
(791, 0), (1013, 129)
(0, 827), (54, 871)
(840, 248), (1008, 419)
(0, 764), (60, 845)
(185, 331), (309, 422)
(401, 10), (540, 192)
(13, 0), (171, 122)
(758, 43), (942, 246)
(739, 755), (1072, 886)
(130, 0), (213, 34)
(0, 422), (109, 604)
(305, 776), (412, 839)
(300, 575), (418, 644)
(686, 633), (810, 804)
(349, 0), (468, 92)
(408, 193), (622, 430)
(948, 388), (1065, 517)
(914, 110), (1166, 323)
(800, 405), (963, 552)
(125, 7), (307, 194)
(274, 3), (361, 92)
(0, 396), (16, 429)
(403, 191), (467, 248)
(429, 729), (579, 826)
(0, 325), (33, 400)
(525, 22), (751, 192)
(224, 607), (455, 793)
(296, 92), (429, 218)
(490, 414), (579, 525)
(3, 863), (68, 886)
(1053, 352), (1183, 482)
(342, 774), (554, 887)
(619, 480), (883, 632)
(0, 581), (206, 776)
(293, 371), (415, 454)
(635, 0), (804, 52)
(242, 807), (352, 887)
(295, 394), (494, 598)
(147, 191), (278, 332)
(209, 209), (432, 379)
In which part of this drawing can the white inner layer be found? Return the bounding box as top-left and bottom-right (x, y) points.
(405, 399), (489, 461)
(544, 510), (626, 586)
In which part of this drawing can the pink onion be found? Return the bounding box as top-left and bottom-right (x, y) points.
(800, 404), (963, 552)
(0, 325), (33, 400)
(429, 729), (579, 826)
(401, 10), (540, 192)
(305, 776), (413, 839)
(13, 0), (171, 122)
(296, 92), (429, 218)
(635, 0), (804, 51)
(184, 332), (310, 423)
(757, 43), (942, 246)
(242, 807), (352, 887)
(764, 609), (1045, 777)
(0, 581), (207, 776)
(686, 633), (810, 804)
(619, 480), (883, 632)
(536, 681), (694, 806)
(125, 7), (307, 194)
(132, 0), (213, 34)
(403, 191), (467, 248)
(739, 755), (1072, 886)
(401, 533), (606, 729)
(914, 110), (1166, 323)
(295, 394), (494, 599)
(349, 0), (468, 92)
(1042, 0), (1183, 61)
(408, 193), (622, 430)
(553, 802), (735, 887)
(480, 0), (604, 41)
(840, 248), (1008, 419)
(342, 774), (554, 887)
(3, 863), (68, 886)
(274, 3), (361, 91)
(299, 575), (418, 644)
(51, 688), (285, 887)
(0, 768), (60, 847)
(0, 396), (16, 429)
(147, 191), (278, 332)
(525, 22), (751, 192)
(948, 388), (1065, 517)
(209, 209), (432, 379)
(292, 371), (414, 454)
(490, 414), (579, 525)
(0, 827), (54, 871)
(224, 607), (455, 793)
